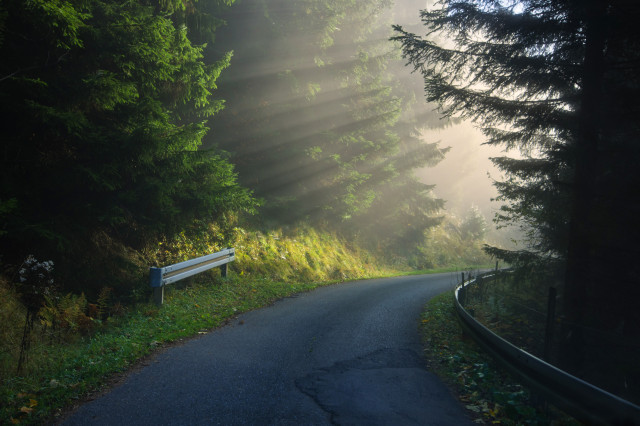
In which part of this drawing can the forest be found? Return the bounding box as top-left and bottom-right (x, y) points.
(1, 0), (494, 307)
(1, 0), (640, 422)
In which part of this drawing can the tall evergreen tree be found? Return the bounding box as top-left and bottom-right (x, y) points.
(0, 0), (255, 291)
(393, 0), (640, 374)
(208, 0), (448, 252)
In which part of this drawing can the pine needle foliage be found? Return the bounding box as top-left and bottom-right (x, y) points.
(393, 0), (640, 371)
(0, 0), (255, 288)
(208, 0), (449, 254)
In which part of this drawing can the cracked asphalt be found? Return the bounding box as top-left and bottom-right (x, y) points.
(63, 273), (473, 425)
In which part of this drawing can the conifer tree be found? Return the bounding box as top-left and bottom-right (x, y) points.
(209, 0), (448, 253)
(393, 0), (640, 373)
(0, 0), (254, 290)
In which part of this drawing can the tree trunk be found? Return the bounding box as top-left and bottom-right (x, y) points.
(561, 0), (607, 374)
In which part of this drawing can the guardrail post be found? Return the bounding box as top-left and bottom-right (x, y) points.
(150, 267), (164, 306)
(153, 286), (164, 307)
(221, 263), (228, 278)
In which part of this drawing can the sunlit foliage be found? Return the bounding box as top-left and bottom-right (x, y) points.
(208, 0), (449, 253)
(0, 0), (255, 291)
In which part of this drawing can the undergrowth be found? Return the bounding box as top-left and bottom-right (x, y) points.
(0, 221), (495, 424)
(414, 217), (493, 269)
(145, 223), (390, 283)
(420, 290), (579, 425)
(0, 225), (402, 425)
(1, 275), (351, 424)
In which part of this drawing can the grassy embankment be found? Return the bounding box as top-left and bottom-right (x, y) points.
(420, 288), (581, 425)
(1, 223), (491, 425)
(461, 273), (640, 409)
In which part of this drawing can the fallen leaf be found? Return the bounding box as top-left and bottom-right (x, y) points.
(19, 406), (33, 414)
(29, 399), (37, 408)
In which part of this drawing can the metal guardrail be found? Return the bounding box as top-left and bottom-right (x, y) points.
(149, 248), (235, 306)
(454, 273), (640, 425)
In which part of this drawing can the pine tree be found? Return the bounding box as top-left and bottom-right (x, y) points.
(393, 0), (640, 373)
(0, 0), (255, 290)
(208, 0), (448, 253)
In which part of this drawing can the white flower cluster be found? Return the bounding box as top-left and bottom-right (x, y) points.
(19, 255), (55, 285)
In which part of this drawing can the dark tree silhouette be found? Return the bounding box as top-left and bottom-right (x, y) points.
(393, 0), (640, 374)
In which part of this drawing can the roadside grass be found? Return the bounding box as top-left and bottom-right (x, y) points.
(0, 220), (496, 425)
(420, 290), (579, 425)
(1, 275), (339, 424)
(405, 265), (493, 276)
(0, 268), (486, 425)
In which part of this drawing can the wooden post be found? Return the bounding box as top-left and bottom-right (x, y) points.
(544, 287), (557, 361)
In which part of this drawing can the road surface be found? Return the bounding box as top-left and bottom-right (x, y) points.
(63, 273), (473, 425)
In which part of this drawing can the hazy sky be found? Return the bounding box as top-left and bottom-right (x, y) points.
(417, 122), (504, 219)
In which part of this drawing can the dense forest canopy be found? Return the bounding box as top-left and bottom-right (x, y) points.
(1, 0), (471, 296)
(0, 0), (255, 292)
(207, 0), (452, 253)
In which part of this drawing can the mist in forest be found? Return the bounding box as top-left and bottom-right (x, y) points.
(417, 123), (503, 218)
(391, 0), (503, 219)
(205, 0), (506, 247)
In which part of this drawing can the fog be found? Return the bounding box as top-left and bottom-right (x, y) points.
(392, 0), (504, 219)
(205, 0), (510, 242)
(417, 123), (503, 219)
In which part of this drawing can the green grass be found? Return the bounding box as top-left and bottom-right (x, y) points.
(0, 220), (496, 425)
(1, 276), (335, 424)
(420, 290), (579, 425)
(405, 265), (494, 276)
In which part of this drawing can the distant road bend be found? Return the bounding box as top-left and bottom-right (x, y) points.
(63, 274), (473, 425)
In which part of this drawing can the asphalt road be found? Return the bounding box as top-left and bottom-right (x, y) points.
(63, 273), (473, 425)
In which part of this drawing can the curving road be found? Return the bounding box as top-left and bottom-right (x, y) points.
(63, 273), (473, 425)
